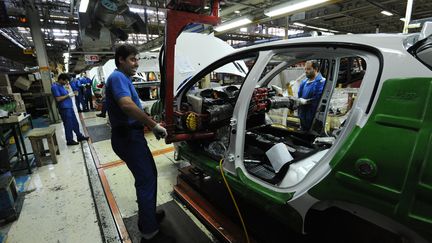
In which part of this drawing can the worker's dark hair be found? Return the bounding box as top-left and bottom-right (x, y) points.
(115, 44), (139, 67)
(306, 60), (320, 71)
(58, 73), (70, 81)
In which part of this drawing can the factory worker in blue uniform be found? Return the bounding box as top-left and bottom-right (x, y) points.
(105, 44), (172, 243)
(51, 73), (89, 145)
(83, 76), (94, 111)
(297, 60), (326, 131)
(69, 75), (82, 112)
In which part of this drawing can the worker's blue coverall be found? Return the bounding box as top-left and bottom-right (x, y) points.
(78, 77), (87, 110)
(69, 78), (82, 112)
(298, 73), (326, 131)
(83, 77), (94, 110)
(51, 83), (86, 143)
(106, 69), (158, 234)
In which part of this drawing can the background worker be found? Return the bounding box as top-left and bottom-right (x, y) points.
(80, 74), (93, 111)
(106, 44), (173, 243)
(51, 73), (89, 145)
(96, 81), (107, 118)
(297, 60), (326, 131)
(69, 74), (82, 112)
(84, 76), (94, 111)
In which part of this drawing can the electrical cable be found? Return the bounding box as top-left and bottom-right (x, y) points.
(219, 158), (250, 243)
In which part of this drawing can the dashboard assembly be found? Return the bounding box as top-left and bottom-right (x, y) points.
(174, 85), (333, 185)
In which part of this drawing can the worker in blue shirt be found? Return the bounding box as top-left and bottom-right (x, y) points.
(82, 75), (94, 111)
(106, 44), (172, 243)
(69, 75), (82, 112)
(297, 60), (326, 131)
(78, 75), (86, 111)
(51, 73), (89, 145)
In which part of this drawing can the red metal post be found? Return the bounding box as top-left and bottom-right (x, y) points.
(164, 0), (220, 143)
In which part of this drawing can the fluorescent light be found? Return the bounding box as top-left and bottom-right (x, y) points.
(54, 38), (70, 42)
(234, 10), (240, 14)
(79, 0), (89, 13)
(293, 22), (306, 27)
(408, 23), (421, 28)
(50, 15), (70, 19)
(129, 7), (144, 13)
(0, 30), (25, 49)
(265, 0), (330, 17)
(307, 25), (328, 31)
(214, 16), (252, 32)
(380, 10), (393, 16)
(400, 18), (406, 22)
(150, 47), (161, 51)
(53, 32), (67, 36)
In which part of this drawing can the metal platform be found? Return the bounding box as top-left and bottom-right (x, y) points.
(173, 166), (253, 243)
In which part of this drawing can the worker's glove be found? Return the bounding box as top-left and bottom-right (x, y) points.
(68, 92), (75, 97)
(298, 98), (312, 105)
(152, 123), (167, 140)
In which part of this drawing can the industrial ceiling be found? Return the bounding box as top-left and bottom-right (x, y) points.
(0, 0), (432, 74)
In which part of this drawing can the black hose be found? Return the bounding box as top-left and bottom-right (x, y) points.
(159, 44), (166, 104)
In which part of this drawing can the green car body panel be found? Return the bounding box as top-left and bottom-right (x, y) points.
(310, 77), (432, 240)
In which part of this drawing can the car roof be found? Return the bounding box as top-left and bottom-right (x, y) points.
(232, 33), (415, 55)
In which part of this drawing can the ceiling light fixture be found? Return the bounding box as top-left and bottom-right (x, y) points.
(293, 22), (306, 27)
(129, 7), (145, 14)
(306, 25), (328, 32)
(264, 0), (330, 17)
(380, 10), (393, 16)
(214, 16), (252, 32)
(0, 30), (25, 49)
(79, 0), (89, 13)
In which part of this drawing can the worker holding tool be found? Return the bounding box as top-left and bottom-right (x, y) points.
(297, 60), (326, 131)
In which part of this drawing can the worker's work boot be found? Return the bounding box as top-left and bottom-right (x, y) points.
(67, 140), (79, 146)
(156, 209), (165, 223)
(78, 136), (89, 142)
(138, 210), (165, 233)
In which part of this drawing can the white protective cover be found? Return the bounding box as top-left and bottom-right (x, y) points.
(100, 32), (246, 93)
(174, 32), (248, 94)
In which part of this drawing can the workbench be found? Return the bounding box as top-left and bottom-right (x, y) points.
(0, 113), (34, 174)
